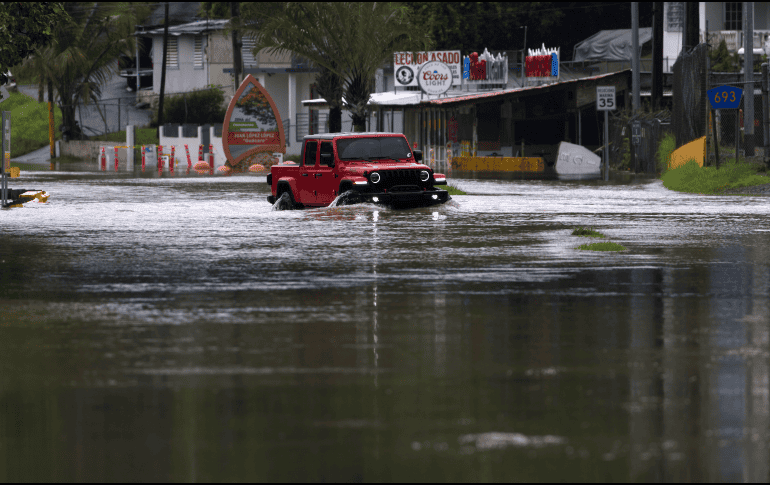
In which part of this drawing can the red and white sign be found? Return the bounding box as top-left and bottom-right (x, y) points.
(418, 61), (452, 96)
(394, 50), (461, 87)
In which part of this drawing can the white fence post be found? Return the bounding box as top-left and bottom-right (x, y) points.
(126, 125), (134, 171)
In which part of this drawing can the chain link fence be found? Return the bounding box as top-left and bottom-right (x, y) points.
(672, 43), (708, 150)
(609, 110), (672, 173)
(710, 92), (766, 164)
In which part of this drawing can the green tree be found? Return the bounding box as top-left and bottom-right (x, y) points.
(198, 1), (231, 19)
(15, 3), (150, 139)
(710, 39), (740, 72)
(0, 2), (64, 99)
(241, 2), (432, 132)
(408, 2), (563, 52)
(314, 59), (344, 133)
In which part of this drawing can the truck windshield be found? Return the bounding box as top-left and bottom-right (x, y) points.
(336, 137), (411, 161)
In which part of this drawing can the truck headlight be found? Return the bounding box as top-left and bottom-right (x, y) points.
(420, 170), (430, 182)
(370, 172), (381, 184)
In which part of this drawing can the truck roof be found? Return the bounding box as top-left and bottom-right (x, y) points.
(303, 132), (406, 141)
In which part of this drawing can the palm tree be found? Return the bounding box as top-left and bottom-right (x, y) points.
(15, 3), (147, 139)
(313, 59), (344, 133)
(240, 2), (432, 132)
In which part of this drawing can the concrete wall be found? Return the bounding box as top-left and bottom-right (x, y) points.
(60, 140), (112, 162)
(59, 126), (139, 169)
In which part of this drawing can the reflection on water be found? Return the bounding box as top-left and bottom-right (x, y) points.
(1, 172), (769, 481)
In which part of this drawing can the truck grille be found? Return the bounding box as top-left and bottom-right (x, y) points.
(378, 169), (424, 189)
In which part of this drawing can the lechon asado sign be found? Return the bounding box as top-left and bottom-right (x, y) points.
(394, 51), (461, 87)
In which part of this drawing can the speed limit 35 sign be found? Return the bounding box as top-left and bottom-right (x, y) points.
(596, 86), (616, 111)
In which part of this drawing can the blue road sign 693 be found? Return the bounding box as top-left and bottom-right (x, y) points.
(707, 85), (742, 109)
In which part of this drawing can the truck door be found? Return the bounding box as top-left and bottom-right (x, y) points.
(299, 139), (318, 204)
(313, 141), (337, 205)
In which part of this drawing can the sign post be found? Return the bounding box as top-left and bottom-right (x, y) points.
(631, 120), (641, 172)
(707, 85), (742, 168)
(596, 86), (615, 181)
(48, 102), (55, 170)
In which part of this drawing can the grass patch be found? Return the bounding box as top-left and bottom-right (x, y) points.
(445, 184), (466, 195)
(661, 159), (770, 194)
(0, 90), (62, 157)
(577, 242), (627, 252)
(571, 227), (605, 238)
(89, 128), (158, 145)
(9, 162), (48, 171)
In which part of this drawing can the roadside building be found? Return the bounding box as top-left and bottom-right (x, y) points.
(304, 53), (631, 173)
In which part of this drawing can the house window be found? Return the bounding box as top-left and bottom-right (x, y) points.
(194, 36), (203, 69)
(725, 2), (742, 31)
(164, 36), (178, 69)
(242, 36), (257, 68)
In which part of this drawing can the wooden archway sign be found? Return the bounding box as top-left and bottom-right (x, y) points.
(222, 74), (286, 170)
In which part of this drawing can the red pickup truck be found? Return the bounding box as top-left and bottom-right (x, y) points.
(267, 132), (449, 209)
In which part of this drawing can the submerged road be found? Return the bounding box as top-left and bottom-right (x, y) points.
(1, 171), (769, 482)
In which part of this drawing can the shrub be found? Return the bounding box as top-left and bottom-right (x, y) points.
(572, 227), (605, 238)
(152, 86), (226, 126)
(656, 132), (676, 174)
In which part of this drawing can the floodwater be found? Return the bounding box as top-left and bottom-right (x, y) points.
(1, 170), (769, 482)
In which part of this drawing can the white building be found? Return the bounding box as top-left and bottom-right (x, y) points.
(141, 19), (337, 156)
(664, 2), (770, 71)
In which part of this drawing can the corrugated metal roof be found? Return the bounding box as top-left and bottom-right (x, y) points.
(302, 70), (631, 109)
(143, 19), (229, 36)
(302, 91), (422, 108)
(425, 70), (630, 106)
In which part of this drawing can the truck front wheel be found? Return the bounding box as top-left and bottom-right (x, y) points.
(273, 191), (294, 210)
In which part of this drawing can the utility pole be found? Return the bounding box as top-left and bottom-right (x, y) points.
(631, 2), (640, 113)
(157, 2), (169, 139)
(135, 25), (141, 93)
(745, 2), (755, 157)
(684, 2), (699, 50)
(231, 2), (242, 93)
(652, 2), (663, 110)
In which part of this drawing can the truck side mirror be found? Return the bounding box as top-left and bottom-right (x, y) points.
(413, 150), (422, 162)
